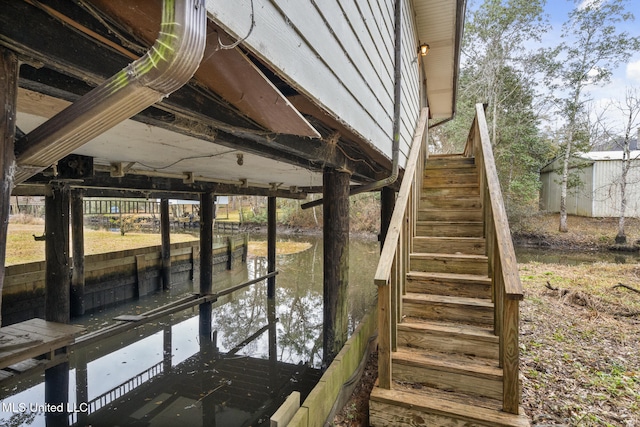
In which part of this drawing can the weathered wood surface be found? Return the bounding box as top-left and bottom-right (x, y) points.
(0, 318), (85, 370)
(322, 168), (350, 365)
(70, 190), (85, 317)
(413, 236), (485, 254)
(0, 47), (18, 327)
(45, 183), (70, 324)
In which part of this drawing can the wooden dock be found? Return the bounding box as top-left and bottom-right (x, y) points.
(0, 318), (85, 381)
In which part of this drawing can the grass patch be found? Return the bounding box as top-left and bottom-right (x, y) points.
(5, 223), (198, 265)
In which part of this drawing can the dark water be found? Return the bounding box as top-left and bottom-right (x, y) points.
(516, 246), (640, 265)
(0, 235), (379, 427)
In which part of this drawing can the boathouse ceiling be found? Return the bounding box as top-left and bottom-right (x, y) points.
(1, 0), (465, 200)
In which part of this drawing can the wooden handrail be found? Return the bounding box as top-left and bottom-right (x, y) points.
(375, 107), (429, 389)
(464, 103), (522, 414)
(375, 108), (429, 286)
(468, 104), (523, 300)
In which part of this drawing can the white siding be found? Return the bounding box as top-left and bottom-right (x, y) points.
(205, 0), (422, 168)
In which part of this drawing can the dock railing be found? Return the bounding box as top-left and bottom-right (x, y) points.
(375, 107), (429, 389)
(464, 103), (523, 414)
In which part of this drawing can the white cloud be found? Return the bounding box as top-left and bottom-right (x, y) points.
(578, 0), (605, 10)
(627, 60), (640, 83)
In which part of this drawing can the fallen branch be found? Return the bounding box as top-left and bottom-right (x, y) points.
(545, 281), (558, 291)
(613, 283), (640, 294)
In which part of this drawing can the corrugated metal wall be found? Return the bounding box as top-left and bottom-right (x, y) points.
(540, 158), (640, 218)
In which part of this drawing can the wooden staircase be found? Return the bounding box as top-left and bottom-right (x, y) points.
(370, 107), (529, 426)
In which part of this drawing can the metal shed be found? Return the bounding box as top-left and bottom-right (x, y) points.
(539, 151), (640, 218)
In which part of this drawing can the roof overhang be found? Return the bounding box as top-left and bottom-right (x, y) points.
(415, 0), (466, 120)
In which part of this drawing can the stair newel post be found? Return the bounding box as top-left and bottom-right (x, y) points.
(503, 297), (521, 414)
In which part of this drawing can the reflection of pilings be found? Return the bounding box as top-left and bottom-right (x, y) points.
(75, 349), (88, 426)
(227, 320), (276, 356)
(163, 323), (172, 373)
(268, 196), (276, 299)
(45, 362), (69, 427)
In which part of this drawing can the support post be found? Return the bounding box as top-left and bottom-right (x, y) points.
(45, 183), (70, 324)
(160, 198), (171, 290)
(267, 196), (276, 299)
(322, 168), (350, 365)
(379, 186), (396, 252)
(0, 48), (18, 326)
(70, 189), (85, 317)
(199, 192), (214, 342)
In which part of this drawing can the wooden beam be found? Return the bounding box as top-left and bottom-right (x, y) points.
(160, 199), (171, 291)
(322, 168), (350, 365)
(70, 189), (85, 317)
(45, 182), (70, 324)
(24, 171), (309, 199)
(0, 47), (18, 327)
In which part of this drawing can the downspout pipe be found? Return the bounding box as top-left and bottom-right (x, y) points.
(301, 0), (403, 210)
(14, 0), (207, 184)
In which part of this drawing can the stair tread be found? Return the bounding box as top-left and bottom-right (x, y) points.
(411, 252), (488, 261)
(403, 293), (493, 308)
(406, 271), (491, 283)
(423, 183), (479, 189)
(371, 385), (530, 427)
(413, 235), (485, 241)
(393, 347), (502, 378)
(399, 318), (498, 342)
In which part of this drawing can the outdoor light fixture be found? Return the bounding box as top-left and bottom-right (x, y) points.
(419, 43), (430, 57)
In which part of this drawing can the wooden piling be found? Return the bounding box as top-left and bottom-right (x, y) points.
(0, 47), (18, 326)
(160, 198), (171, 290)
(267, 196), (276, 299)
(70, 189), (85, 317)
(45, 183), (70, 324)
(322, 168), (350, 365)
(380, 186), (396, 252)
(199, 192), (213, 341)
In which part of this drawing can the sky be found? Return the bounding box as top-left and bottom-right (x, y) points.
(540, 0), (640, 134)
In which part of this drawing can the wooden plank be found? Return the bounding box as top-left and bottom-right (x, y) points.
(113, 314), (146, 322)
(410, 253), (488, 276)
(415, 221), (484, 238)
(370, 386), (530, 427)
(502, 299), (521, 414)
(406, 271), (492, 299)
(403, 293), (494, 325)
(270, 391), (300, 427)
(413, 236), (485, 254)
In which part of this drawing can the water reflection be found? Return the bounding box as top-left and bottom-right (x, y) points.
(516, 246), (640, 265)
(0, 235), (379, 427)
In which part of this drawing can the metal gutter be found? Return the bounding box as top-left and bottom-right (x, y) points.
(14, 0), (207, 184)
(301, 0), (404, 210)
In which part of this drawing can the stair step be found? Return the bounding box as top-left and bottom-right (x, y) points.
(406, 271), (491, 299)
(398, 318), (499, 359)
(370, 385), (530, 427)
(410, 252), (489, 275)
(416, 221), (483, 238)
(426, 156), (476, 169)
(392, 348), (503, 400)
(413, 236), (485, 254)
(423, 171), (478, 186)
(418, 208), (482, 222)
(403, 293), (494, 325)
(420, 197), (482, 209)
(422, 184), (479, 198)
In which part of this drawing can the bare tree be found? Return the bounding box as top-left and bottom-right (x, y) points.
(608, 89), (640, 243)
(548, 0), (640, 232)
